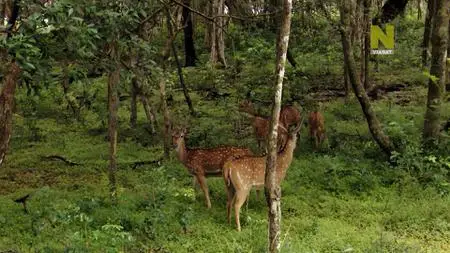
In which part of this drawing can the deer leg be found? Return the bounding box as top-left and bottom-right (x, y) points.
(234, 189), (250, 232)
(314, 133), (319, 150)
(226, 187), (235, 224)
(196, 174), (211, 208)
(192, 177), (199, 191)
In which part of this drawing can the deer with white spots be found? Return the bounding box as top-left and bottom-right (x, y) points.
(172, 127), (253, 208)
(238, 100), (301, 154)
(223, 118), (304, 231)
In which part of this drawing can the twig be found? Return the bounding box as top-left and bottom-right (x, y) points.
(41, 155), (82, 166)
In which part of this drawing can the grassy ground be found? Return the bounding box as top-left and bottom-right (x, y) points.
(0, 80), (449, 252)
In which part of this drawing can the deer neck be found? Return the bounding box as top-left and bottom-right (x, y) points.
(175, 139), (189, 164)
(276, 136), (297, 181)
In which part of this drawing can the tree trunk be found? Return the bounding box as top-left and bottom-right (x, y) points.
(421, 0), (436, 67)
(286, 49), (297, 68)
(160, 10), (174, 159)
(108, 58), (120, 202)
(0, 62), (21, 167)
(344, 56), (351, 98)
(362, 0), (371, 90)
(170, 32), (196, 116)
(270, 0), (296, 68)
(265, 0), (292, 252)
(340, 1), (395, 157)
(62, 64), (80, 120)
(130, 77), (138, 128)
(417, 0), (422, 20)
(140, 95), (157, 134)
(423, 0), (449, 144)
(182, 0), (197, 67)
(160, 77), (171, 159)
(204, 0), (212, 49)
(6, 0), (19, 39)
(210, 0), (227, 67)
(372, 0), (409, 25)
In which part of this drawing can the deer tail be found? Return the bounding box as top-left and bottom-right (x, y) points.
(223, 161), (232, 187)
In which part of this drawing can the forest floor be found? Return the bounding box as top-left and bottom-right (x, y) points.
(0, 82), (449, 252)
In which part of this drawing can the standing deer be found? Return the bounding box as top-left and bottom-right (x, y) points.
(308, 111), (326, 150)
(172, 127), (253, 208)
(238, 100), (300, 153)
(223, 118), (304, 231)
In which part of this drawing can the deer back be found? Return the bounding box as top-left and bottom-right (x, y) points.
(224, 155), (267, 189)
(280, 105), (301, 128)
(185, 147), (253, 176)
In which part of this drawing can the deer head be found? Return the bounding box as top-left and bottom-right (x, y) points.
(238, 100), (256, 115)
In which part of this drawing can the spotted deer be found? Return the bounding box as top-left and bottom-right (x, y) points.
(239, 100), (300, 153)
(308, 111), (326, 150)
(223, 117), (304, 231)
(172, 127), (253, 208)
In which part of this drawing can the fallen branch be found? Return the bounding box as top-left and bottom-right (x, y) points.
(41, 155), (82, 166)
(14, 194), (31, 214)
(130, 158), (163, 170)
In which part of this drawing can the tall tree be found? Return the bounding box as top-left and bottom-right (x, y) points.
(107, 41), (120, 202)
(0, 62), (21, 167)
(361, 0), (371, 90)
(167, 13), (195, 116)
(210, 0), (227, 67)
(130, 77), (138, 128)
(0, 0), (21, 168)
(182, 0), (197, 67)
(423, 0), (449, 144)
(422, 0), (436, 67)
(340, 0), (395, 157)
(265, 0), (292, 252)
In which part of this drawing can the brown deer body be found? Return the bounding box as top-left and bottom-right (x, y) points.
(239, 100), (300, 153)
(223, 121), (303, 231)
(308, 111), (326, 150)
(172, 128), (253, 208)
(280, 105), (301, 128)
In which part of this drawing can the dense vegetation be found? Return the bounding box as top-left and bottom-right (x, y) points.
(0, 0), (449, 252)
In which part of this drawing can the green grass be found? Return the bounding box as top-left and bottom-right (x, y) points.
(0, 83), (449, 252)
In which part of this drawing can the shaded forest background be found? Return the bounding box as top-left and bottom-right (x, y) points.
(0, 0), (449, 252)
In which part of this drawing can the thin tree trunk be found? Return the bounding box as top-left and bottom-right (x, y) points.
(204, 0), (212, 49)
(182, 0), (197, 67)
(140, 95), (157, 134)
(417, 0), (422, 20)
(210, 0), (227, 67)
(423, 0), (449, 144)
(422, 0), (436, 67)
(265, 0), (292, 252)
(169, 33), (195, 115)
(0, 62), (21, 167)
(160, 77), (171, 159)
(107, 50), (120, 202)
(63, 64), (80, 120)
(286, 49), (297, 68)
(130, 77), (138, 128)
(270, 0), (296, 68)
(363, 0), (371, 90)
(340, 1), (395, 157)
(344, 57), (351, 98)
(6, 0), (19, 39)
(161, 10), (174, 159)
